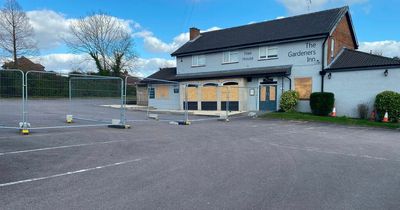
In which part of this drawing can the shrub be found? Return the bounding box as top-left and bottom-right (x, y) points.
(374, 91), (400, 122)
(310, 92), (335, 116)
(357, 103), (369, 120)
(280, 90), (299, 112)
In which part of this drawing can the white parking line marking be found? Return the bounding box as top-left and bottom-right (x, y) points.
(269, 143), (400, 162)
(0, 158), (142, 187)
(0, 140), (128, 156)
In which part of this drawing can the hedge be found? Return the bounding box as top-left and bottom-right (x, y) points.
(375, 91), (400, 122)
(280, 90), (299, 112)
(310, 92), (335, 116)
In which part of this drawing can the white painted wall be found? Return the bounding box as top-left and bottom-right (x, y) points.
(176, 39), (326, 112)
(324, 68), (400, 118)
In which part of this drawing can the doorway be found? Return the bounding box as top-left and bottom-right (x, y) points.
(259, 85), (277, 112)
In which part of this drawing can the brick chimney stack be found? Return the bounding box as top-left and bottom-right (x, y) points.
(189, 27), (200, 41)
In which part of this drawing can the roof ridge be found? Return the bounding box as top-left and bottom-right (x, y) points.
(200, 6), (348, 36)
(344, 48), (400, 63)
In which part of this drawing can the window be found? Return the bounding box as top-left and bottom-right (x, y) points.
(259, 47), (278, 59)
(330, 38), (335, 58)
(173, 86), (179, 94)
(294, 77), (312, 100)
(222, 51), (239, 63)
(155, 85), (169, 99)
(148, 87), (155, 99)
(192, 55), (206, 67)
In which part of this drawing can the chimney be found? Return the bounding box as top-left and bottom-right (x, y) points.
(189, 27), (200, 41)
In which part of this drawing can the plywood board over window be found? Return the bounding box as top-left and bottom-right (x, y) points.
(269, 86), (276, 101)
(221, 85), (239, 101)
(295, 77), (312, 100)
(155, 85), (169, 99)
(186, 86), (198, 101)
(201, 86), (217, 101)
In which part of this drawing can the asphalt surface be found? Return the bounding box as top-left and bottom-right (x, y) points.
(1, 100), (400, 209)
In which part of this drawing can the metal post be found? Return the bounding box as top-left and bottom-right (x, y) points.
(24, 72), (29, 126)
(120, 77), (125, 125)
(21, 70), (25, 124)
(184, 84), (189, 123)
(226, 86), (230, 121)
(68, 77), (72, 116)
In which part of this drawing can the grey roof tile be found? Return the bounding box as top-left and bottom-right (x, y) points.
(172, 7), (351, 56)
(326, 48), (400, 71)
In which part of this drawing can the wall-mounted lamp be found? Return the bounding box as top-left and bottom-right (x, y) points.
(328, 72), (332, 79)
(180, 58), (183, 62)
(384, 69), (389, 77)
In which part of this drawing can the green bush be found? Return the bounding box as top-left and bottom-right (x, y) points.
(280, 90), (299, 112)
(374, 91), (400, 122)
(310, 92), (335, 116)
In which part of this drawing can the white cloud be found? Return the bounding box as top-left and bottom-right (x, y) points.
(359, 40), (400, 58)
(27, 10), (137, 50)
(27, 10), (73, 49)
(277, 0), (368, 15)
(134, 27), (221, 54)
(134, 58), (176, 77)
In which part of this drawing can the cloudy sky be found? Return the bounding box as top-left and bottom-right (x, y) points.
(4, 0), (400, 76)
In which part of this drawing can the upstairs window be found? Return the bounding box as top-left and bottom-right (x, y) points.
(259, 47), (278, 59)
(222, 51), (239, 64)
(330, 38), (335, 58)
(192, 55), (206, 67)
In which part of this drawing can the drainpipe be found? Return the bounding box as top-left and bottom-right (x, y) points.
(284, 76), (292, 90)
(320, 37), (328, 92)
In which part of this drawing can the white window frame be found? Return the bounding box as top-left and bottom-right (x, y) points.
(330, 38), (335, 58)
(259, 46), (279, 60)
(222, 51), (239, 64)
(192, 55), (206, 67)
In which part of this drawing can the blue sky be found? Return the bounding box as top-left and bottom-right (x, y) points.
(6, 0), (400, 75)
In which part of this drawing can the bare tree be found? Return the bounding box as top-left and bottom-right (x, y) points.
(0, 0), (37, 68)
(65, 12), (136, 76)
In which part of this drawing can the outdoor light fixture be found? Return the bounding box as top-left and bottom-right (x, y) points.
(328, 72), (332, 79)
(384, 69), (389, 77)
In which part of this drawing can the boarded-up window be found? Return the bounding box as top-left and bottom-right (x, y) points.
(260, 86), (276, 101)
(269, 86), (276, 101)
(187, 86), (198, 101)
(155, 85), (169, 99)
(260, 86), (266, 101)
(295, 77), (312, 100)
(201, 86), (217, 101)
(221, 85), (239, 101)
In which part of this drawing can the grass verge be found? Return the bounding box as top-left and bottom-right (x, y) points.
(260, 112), (400, 130)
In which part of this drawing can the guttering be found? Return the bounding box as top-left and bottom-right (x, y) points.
(325, 65), (400, 73)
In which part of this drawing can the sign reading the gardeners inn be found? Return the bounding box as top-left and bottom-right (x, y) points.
(288, 42), (319, 63)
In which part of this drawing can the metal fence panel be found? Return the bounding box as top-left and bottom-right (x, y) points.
(124, 76), (189, 124)
(25, 71), (125, 129)
(0, 69), (24, 129)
